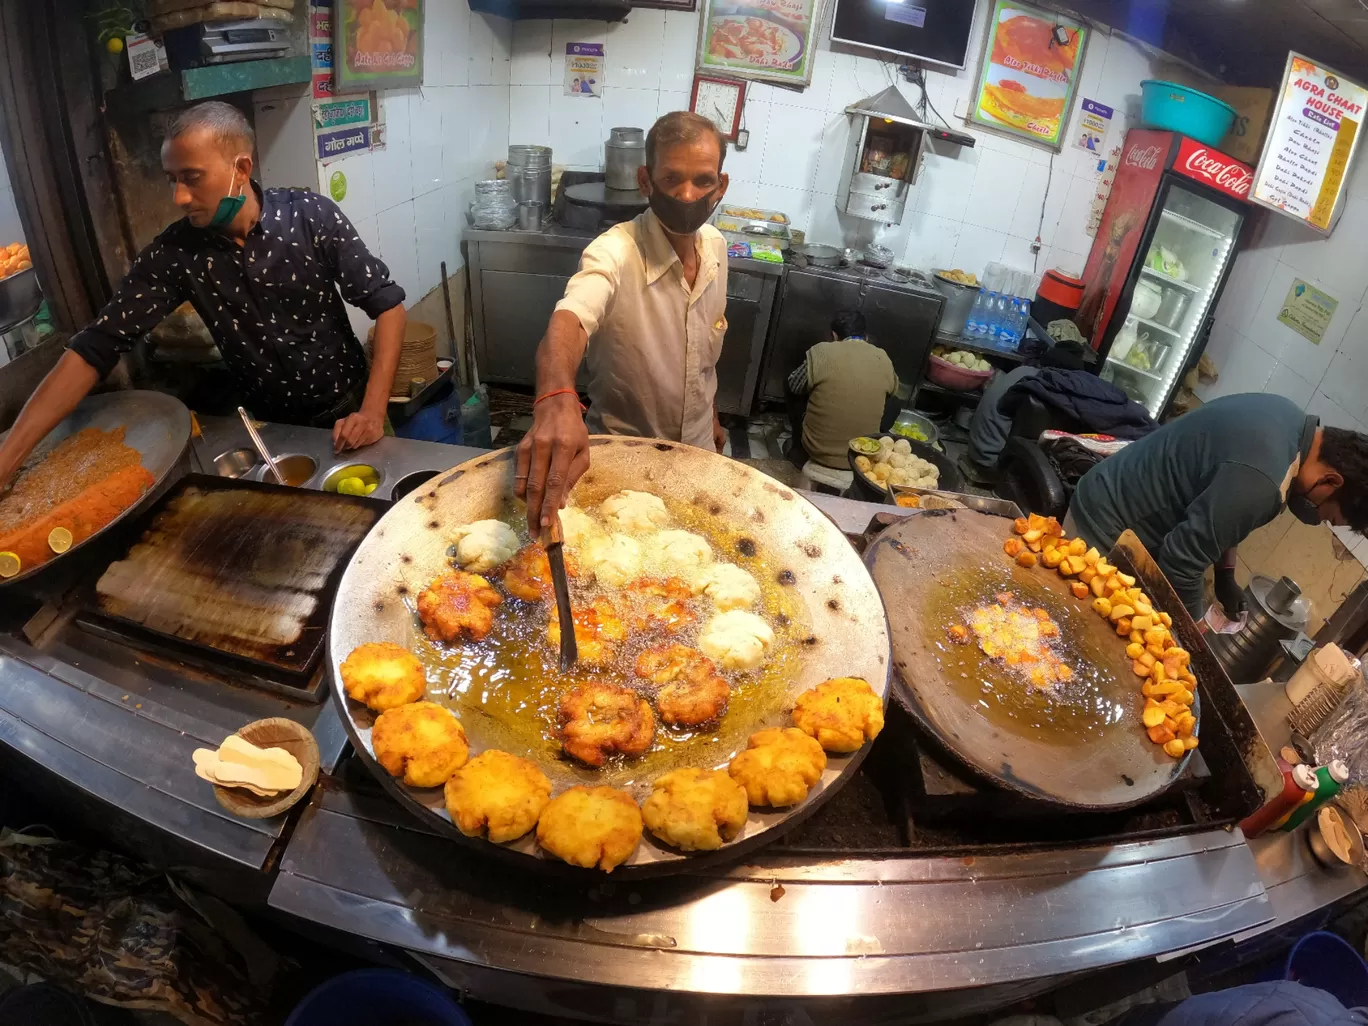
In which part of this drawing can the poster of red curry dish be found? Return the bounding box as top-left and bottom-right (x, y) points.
(971, 0), (1088, 150)
(697, 0), (823, 86)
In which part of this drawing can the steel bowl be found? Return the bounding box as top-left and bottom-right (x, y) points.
(213, 448), (260, 478)
(328, 437), (892, 876)
(248, 453), (317, 487)
(1308, 804), (1364, 871)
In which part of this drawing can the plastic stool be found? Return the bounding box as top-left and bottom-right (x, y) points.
(286, 969), (471, 1026)
(802, 461), (854, 494)
(1283, 931), (1368, 1008)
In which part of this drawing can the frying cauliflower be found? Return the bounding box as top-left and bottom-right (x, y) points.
(600, 490), (671, 533)
(449, 519), (519, 572)
(698, 609), (775, 671)
(690, 562), (761, 611)
(582, 532), (642, 587)
(791, 677), (885, 753)
(728, 727), (827, 807)
(641, 768), (749, 851)
(654, 529), (714, 575)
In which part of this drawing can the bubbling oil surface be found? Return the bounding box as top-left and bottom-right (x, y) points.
(925, 564), (1129, 745)
(409, 497), (808, 790)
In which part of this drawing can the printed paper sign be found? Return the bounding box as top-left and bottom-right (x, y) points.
(1253, 52), (1367, 233)
(125, 32), (167, 81)
(310, 9), (332, 40)
(315, 94), (373, 129)
(312, 72), (335, 99)
(564, 43), (604, 96)
(317, 124), (377, 163)
(1277, 278), (1338, 344)
(312, 41), (333, 70)
(1076, 98), (1113, 153)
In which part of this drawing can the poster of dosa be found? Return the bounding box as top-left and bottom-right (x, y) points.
(970, 0), (1088, 150)
(696, 0), (823, 86)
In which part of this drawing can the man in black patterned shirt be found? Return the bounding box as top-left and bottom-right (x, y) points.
(0, 101), (406, 490)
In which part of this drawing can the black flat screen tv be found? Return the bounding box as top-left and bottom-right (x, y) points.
(830, 0), (976, 70)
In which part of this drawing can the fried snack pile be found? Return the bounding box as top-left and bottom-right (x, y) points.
(952, 598), (1072, 690)
(1004, 513), (1199, 759)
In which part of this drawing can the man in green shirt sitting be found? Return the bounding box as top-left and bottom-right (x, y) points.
(785, 311), (900, 470)
(1066, 393), (1368, 622)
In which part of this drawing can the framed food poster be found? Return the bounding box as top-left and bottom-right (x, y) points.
(970, 0), (1088, 150)
(1251, 52), (1367, 235)
(334, 0), (424, 92)
(696, 0), (824, 86)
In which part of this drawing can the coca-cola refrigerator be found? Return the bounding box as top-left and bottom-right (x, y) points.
(1076, 129), (1253, 418)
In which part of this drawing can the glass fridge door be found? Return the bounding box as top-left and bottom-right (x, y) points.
(1101, 182), (1242, 417)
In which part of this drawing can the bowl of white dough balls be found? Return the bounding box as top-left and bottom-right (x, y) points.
(849, 435), (960, 498)
(927, 346), (994, 391)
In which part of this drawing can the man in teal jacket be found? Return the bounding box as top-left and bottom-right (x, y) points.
(1066, 393), (1368, 621)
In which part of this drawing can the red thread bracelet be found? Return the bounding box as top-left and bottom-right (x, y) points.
(534, 388), (584, 409)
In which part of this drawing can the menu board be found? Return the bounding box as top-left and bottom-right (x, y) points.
(1252, 52), (1366, 234)
(969, 0), (1088, 150)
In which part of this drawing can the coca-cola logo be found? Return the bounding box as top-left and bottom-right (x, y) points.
(1125, 144), (1162, 170)
(1183, 148), (1253, 196)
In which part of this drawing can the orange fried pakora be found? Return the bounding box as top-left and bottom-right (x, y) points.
(536, 785), (643, 872)
(547, 595), (627, 666)
(791, 677), (884, 753)
(417, 570), (503, 643)
(635, 643), (731, 726)
(501, 542), (581, 602)
(339, 641), (426, 711)
(558, 682), (655, 766)
(623, 576), (697, 635)
(371, 701), (469, 787)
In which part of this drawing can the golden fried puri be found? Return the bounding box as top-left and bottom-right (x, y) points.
(728, 727), (827, 807)
(547, 595), (627, 666)
(558, 682), (656, 766)
(536, 785), (643, 871)
(417, 570), (503, 643)
(501, 542), (580, 602)
(371, 701), (469, 787)
(635, 643), (731, 726)
(791, 677), (885, 753)
(444, 750), (552, 843)
(641, 768), (748, 851)
(339, 641), (426, 711)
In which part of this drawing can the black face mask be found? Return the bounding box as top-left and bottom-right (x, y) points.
(1287, 492), (1322, 526)
(648, 178), (721, 235)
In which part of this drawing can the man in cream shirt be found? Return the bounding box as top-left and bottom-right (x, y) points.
(516, 111), (730, 529)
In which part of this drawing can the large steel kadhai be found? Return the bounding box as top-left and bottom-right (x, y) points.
(328, 437), (892, 875)
(866, 509), (1195, 809)
(0, 390), (191, 587)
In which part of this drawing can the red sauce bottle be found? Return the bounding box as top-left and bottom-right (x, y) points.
(1240, 763), (1319, 839)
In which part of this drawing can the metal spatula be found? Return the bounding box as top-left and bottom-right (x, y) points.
(540, 513), (577, 671)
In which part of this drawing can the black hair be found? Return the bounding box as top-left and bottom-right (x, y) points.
(831, 310), (866, 339)
(645, 111), (726, 174)
(1320, 426), (1368, 532)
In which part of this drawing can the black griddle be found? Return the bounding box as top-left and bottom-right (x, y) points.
(77, 475), (384, 700)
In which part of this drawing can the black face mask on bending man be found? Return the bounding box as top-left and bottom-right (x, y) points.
(647, 176), (722, 235)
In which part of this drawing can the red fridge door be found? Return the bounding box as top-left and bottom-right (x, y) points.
(1076, 129), (1172, 349)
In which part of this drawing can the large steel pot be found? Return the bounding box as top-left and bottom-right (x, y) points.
(328, 437), (892, 876)
(1206, 574), (1309, 684)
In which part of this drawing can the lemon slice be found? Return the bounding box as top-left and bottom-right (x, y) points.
(0, 551), (19, 579)
(47, 526), (73, 553)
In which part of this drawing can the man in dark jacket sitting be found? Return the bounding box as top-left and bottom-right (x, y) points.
(1065, 393), (1368, 622)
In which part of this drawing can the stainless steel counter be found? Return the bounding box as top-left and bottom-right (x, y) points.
(0, 420), (1358, 1017)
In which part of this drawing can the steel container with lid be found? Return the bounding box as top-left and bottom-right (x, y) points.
(604, 127), (645, 191)
(506, 144), (553, 212)
(1207, 575), (1310, 684)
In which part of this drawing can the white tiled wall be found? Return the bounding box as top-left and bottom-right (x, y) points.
(315, 4), (513, 322)
(505, 2), (1163, 279)
(1199, 154), (1368, 566)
